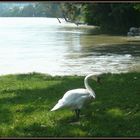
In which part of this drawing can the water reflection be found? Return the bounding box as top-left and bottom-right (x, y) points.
(0, 17), (139, 76)
(63, 36), (140, 75)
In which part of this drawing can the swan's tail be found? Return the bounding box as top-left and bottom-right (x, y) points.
(50, 100), (64, 111)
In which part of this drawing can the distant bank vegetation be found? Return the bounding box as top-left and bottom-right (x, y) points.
(0, 2), (140, 34)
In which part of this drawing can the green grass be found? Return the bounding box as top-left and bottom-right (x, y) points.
(0, 72), (140, 137)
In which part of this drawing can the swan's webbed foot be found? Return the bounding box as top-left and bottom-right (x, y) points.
(75, 109), (80, 120)
(67, 109), (81, 123)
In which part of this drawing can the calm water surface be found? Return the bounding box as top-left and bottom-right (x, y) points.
(0, 17), (140, 76)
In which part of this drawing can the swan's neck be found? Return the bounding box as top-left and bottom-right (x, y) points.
(84, 74), (96, 98)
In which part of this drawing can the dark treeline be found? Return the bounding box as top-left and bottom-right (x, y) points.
(0, 2), (140, 34)
(61, 3), (140, 34)
(86, 3), (140, 34)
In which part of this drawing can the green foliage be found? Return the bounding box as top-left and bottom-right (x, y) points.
(82, 4), (96, 25)
(0, 72), (140, 137)
(60, 3), (140, 34)
(83, 3), (140, 34)
(56, 3), (140, 34)
(60, 2), (83, 22)
(134, 4), (140, 11)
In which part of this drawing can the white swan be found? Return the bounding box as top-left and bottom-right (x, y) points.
(50, 74), (100, 119)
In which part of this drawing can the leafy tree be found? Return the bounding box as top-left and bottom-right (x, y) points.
(133, 3), (140, 11)
(60, 2), (83, 22)
(83, 3), (140, 34)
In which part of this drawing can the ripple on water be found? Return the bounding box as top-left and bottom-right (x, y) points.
(0, 18), (140, 76)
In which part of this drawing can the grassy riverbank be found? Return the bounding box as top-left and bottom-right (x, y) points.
(0, 72), (140, 137)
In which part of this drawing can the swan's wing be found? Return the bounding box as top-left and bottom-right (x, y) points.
(62, 89), (89, 100)
(51, 88), (90, 111)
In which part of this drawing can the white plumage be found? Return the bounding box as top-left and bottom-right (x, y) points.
(51, 89), (91, 111)
(50, 74), (100, 118)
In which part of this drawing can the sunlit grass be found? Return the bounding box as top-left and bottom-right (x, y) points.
(107, 108), (124, 117)
(0, 72), (140, 137)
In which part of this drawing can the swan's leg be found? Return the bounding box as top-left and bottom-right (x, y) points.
(75, 109), (80, 119)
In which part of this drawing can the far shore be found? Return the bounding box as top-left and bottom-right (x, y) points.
(59, 20), (140, 45)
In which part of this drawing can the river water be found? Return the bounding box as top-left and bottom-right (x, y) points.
(0, 17), (140, 76)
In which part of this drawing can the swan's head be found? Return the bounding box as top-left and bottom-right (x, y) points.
(89, 74), (101, 84)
